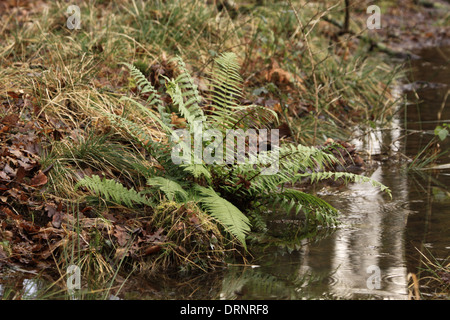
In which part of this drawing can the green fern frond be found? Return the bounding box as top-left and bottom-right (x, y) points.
(180, 163), (211, 180)
(209, 52), (243, 111)
(249, 145), (390, 197)
(195, 186), (251, 248)
(167, 80), (206, 128)
(119, 96), (173, 134)
(269, 188), (339, 226)
(207, 52), (248, 132)
(277, 144), (338, 173)
(211, 104), (278, 135)
(122, 62), (159, 105)
(122, 62), (173, 131)
(104, 112), (172, 168)
(75, 175), (151, 207)
(168, 56), (206, 128)
(147, 176), (188, 202)
(251, 171), (293, 193)
(242, 143), (337, 191)
(232, 105), (278, 130)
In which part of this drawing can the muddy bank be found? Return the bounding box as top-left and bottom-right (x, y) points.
(365, 0), (450, 52)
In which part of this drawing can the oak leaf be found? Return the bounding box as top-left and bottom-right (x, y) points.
(30, 171), (47, 187)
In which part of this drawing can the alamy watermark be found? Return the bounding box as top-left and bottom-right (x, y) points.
(67, 264), (81, 294)
(171, 121), (280, 175)
(65, 3), (382, 31)
(366, 5), (381, 30)
(66, 5), (81, 30)
(366, 265), (381, 290)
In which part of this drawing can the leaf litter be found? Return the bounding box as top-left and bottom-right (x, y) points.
(0, 89), (194, 276)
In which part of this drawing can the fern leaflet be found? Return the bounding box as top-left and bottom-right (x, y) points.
(195, 186), (251, 249)
(75, 175), (152, 207)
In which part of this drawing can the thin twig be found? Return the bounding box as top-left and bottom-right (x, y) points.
(288, 0), (320, 144)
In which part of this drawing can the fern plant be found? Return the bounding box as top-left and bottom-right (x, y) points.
(212, 141), (392, 228)
(75, 175), (152, 207)
(77, 52), (391, 249)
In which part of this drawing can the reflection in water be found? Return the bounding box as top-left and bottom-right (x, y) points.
(351, 97), (403, 157)
(325, 166), (409, 299)
(0, 273), (46, 299)
(225, 164), (413, 300)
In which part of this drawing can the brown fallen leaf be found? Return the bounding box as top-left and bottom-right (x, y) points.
(14, 166), (27, 183)
(40, 239), (65, 260)
(0, 246), (8, 260)
(1, 206), (19, 220)
(176, 245), (188, 255)
(143, 245), (162, 256)
(147, 227), (166, 242)
(51, 213), (63, 229)
(45, 202), (64, 228)
(189, 214), (200, 226)
(0, 171), (10, 181)
(114, 247), (129, 260)
(7, 91), (21, 99)
(263, 60), (306, 92)
(30, 170), (47, 187)
(19, 220), (40, 233)
(1, 114), (19, 126)
(114, 225), (131, 247)
(3, 163), (16, 177)
(171, 113), (186, 127)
